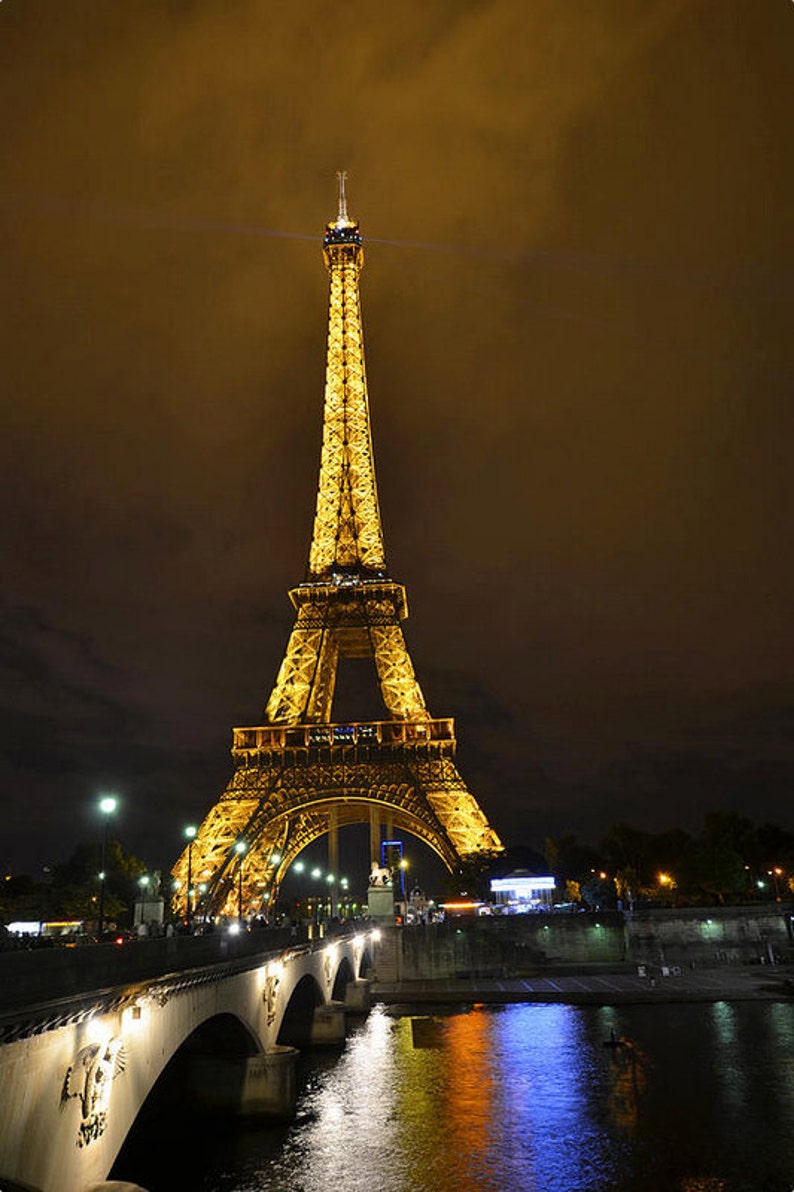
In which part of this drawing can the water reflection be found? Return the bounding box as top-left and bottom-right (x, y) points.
(400, 1009), (500, 1191)
(116, 1002), (794, 1192)
(709, 1002), (746, 1111)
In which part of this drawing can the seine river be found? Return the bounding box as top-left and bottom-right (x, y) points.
(118, 1001), (794, 1192)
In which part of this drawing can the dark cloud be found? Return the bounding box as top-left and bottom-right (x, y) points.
(1, 0), (792, 873)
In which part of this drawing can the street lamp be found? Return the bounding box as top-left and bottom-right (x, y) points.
(97, 795), (117, 938)
(234, 840), (247, 926)
(184, 825), (197, 923)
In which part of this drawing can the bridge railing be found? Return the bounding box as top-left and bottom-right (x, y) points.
(0, 927), (300, 1015)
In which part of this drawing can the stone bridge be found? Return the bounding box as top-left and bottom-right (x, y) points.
(0, 927), (376, 1192)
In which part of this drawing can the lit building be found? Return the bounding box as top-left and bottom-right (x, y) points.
(490, 870), (556, 912)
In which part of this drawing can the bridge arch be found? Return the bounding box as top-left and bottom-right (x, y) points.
(277, 972), (325, 1047)
(111, 1009), (262, 1181)
(358, 944), (374, 979)
(180, 1010), (261, 1057)
(331, 955), (355, 1002)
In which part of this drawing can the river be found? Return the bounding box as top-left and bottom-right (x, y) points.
(116, 1000), (794, 1192)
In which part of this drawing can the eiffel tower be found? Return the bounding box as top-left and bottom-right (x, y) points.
(174, 177), (502, 919)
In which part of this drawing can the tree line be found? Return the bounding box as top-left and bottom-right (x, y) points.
(542, 811), (794, 907)
(1, 839), (148, 927)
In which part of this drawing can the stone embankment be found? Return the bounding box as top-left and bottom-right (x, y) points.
(372, 963), (794, 1005)
(371, 903), (794, 1004)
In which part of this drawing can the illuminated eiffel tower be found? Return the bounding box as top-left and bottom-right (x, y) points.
(174, 178), (502, 919)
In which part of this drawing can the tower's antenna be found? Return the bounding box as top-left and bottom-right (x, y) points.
(336, 170), (349, 224)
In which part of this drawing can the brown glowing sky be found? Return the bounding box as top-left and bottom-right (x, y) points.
(1, 1), (793, 876)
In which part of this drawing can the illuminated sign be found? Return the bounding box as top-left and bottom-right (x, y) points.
(490, 876), (555, 893)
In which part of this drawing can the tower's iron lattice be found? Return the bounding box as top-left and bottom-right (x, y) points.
(173, 178), (503, 918)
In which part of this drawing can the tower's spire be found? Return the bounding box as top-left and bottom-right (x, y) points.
(336, 169), (349, 225)
(308, 177), (385, 579)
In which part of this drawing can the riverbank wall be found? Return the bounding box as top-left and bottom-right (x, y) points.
(628, 904), (793, 967)
(387, 904), (794, 979)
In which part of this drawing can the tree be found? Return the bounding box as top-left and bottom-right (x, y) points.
(544, 835), (602, 882)
(579, 875), (617, 909)
(600, 823), (653, 885)
(679, 840), (746, 904)
(52, 839), (148, 924)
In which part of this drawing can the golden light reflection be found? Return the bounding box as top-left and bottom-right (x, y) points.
(603, 1038), (648, 1133)
(395, 1009), (499, 1192)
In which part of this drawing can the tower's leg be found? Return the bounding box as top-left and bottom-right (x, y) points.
(369, 805), (380, 866)
(370, 624), (429, 720)
(328, 807), (339, 919)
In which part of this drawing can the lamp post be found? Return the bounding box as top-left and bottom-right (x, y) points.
(97, 795), (118, 938)
(311, 867), (323, 925)
(184, 825), (197, 924)
(234, 840), (247, 926)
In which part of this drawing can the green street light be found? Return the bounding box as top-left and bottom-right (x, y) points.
(184, 825), (197, 923)
(97, 795), (118, 938)
(235, 840), (247, 925)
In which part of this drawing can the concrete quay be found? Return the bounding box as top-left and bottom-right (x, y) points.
(371, 962), (794, 1006)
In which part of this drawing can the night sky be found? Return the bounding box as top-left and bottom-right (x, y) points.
(1, 1), (793, 879)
